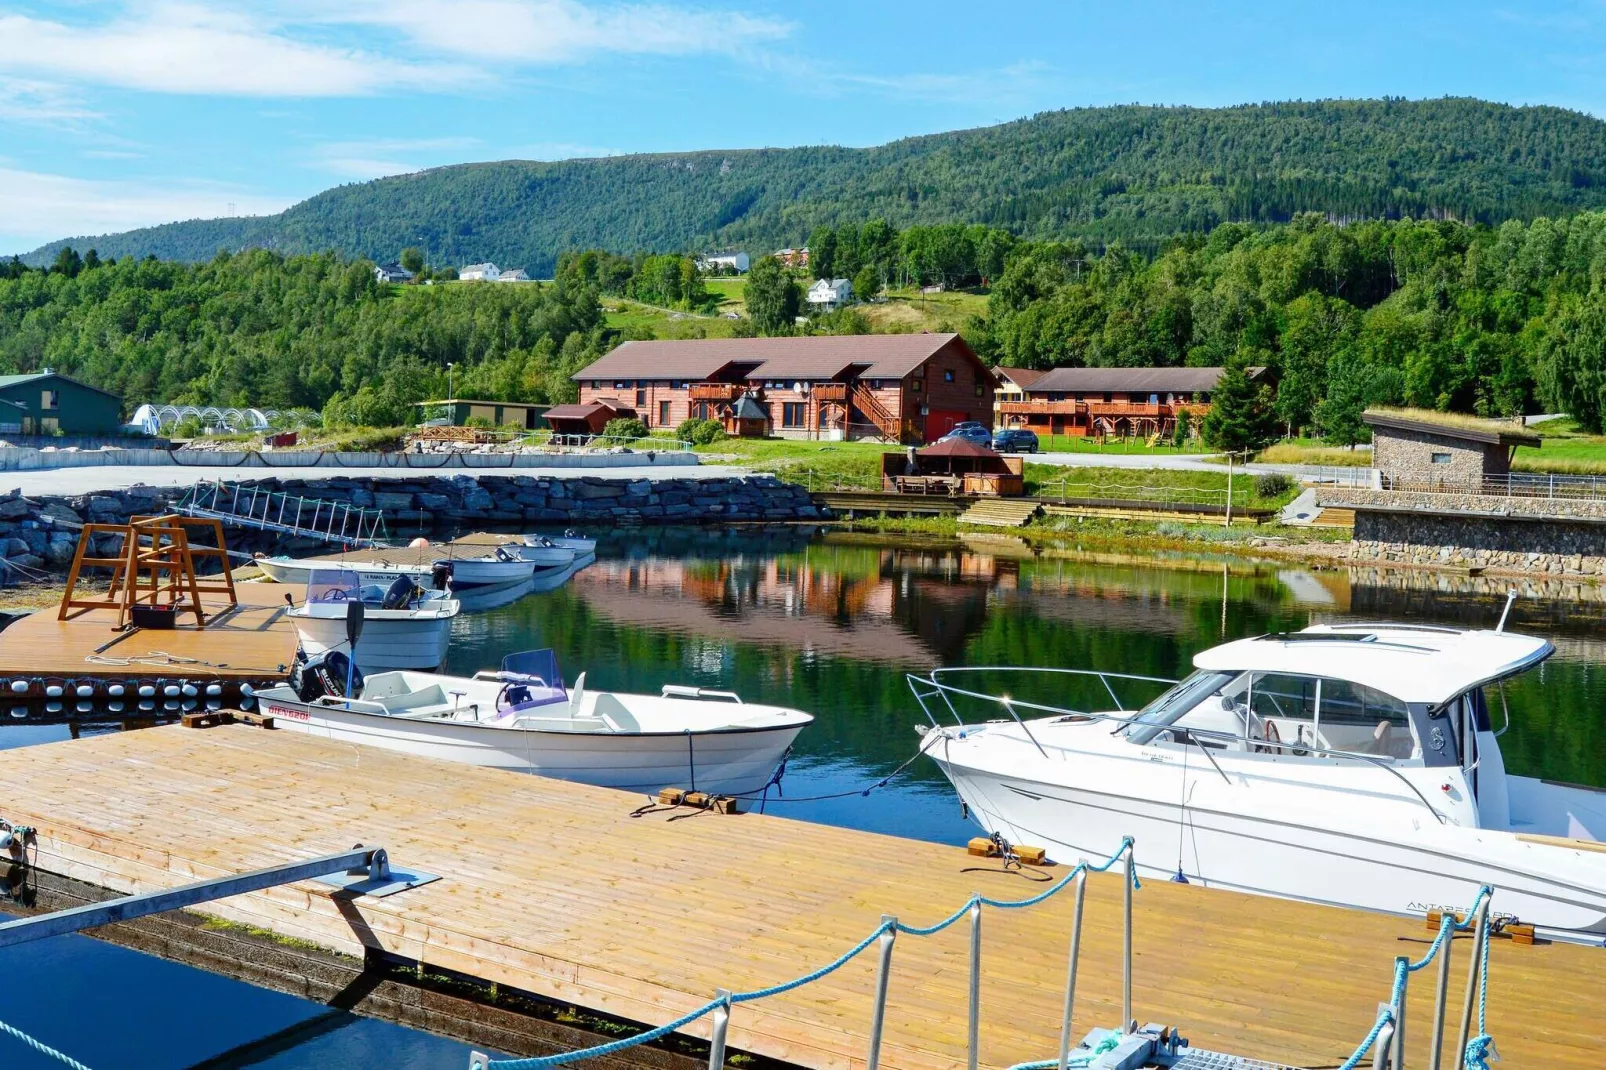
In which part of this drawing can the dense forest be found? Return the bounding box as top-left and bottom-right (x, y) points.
(0, 249), (605, 425)
(22, 98), (1606, 276)
(10, 205), (1606, 439)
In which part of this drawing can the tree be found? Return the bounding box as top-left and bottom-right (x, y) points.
(400, 247), (425, 274)
(744, 256), (800, 335)
(1172, 407), (1192, 447)
(83, 248), (102, 271)
(52, 246), (83, 278)
(1200, 353), (1276, 452)
(808, 225), (838, 280)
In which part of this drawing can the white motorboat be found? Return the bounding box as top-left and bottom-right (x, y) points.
(524, 532), (597, 555)
(911, 621), (1606, 941)
(255, 547), (533, 589)
(288, 570), (460, 671)
(255, 649), (812, 795)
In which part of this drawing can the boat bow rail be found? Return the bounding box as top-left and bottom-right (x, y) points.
(906, 666), (1454, 825)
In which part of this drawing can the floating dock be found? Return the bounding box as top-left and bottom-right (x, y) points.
(0, 725), (1600, 1070)
(0, 586), (296, 702)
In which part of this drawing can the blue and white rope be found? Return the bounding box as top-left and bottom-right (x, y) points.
(0, 1017), (96, 1070)
(487, 838), (1137, 1070)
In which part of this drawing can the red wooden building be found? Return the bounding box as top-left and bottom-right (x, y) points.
(994, 366), (1264, 439)
(571, 335), (997, 444)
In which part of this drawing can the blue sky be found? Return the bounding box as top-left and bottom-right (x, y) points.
(2, 0), (1604, 254)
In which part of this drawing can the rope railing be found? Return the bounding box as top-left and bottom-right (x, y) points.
(472, 837), (1140, 1070)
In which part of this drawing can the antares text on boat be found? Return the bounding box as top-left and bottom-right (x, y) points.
(909, 620), (1606, 942)
(255, 649), (812, 796)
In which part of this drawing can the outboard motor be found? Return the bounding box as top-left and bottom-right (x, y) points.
(430, 561), (454, 591)
(380, 574), (416, 610)
(290, 649), (364, 702)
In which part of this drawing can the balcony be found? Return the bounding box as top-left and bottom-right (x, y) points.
(689, 383), (743, 401)
(811, 382), (848, 402)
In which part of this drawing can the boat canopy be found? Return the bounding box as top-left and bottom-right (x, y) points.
(1193, 625), (1553, 707)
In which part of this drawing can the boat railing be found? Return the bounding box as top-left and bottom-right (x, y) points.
(661, 685), (744, 703)
(907, 667), (1450, 824)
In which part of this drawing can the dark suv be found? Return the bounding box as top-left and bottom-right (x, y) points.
(991, 427), (1039, 453)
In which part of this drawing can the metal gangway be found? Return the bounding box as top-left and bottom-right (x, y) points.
(175, 479), (389, 548)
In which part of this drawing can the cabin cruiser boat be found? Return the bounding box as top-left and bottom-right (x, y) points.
(255, 649), (812, 796)
(910, 623), (1606, 941)
(255, 548), (535, 590)
(287, 570), (459, 672)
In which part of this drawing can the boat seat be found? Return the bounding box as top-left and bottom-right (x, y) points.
(384, 685), (450, 711)
(577, 693), (640, 733)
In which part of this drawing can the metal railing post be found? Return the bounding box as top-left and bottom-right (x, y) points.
(1373, 1019), (1395, 1070)
(967, 897), (982, 1070)
(1427, 919), (1454, 1070)
(1122, 840), (1134, 1032)
(866, 916), (897, 1070)
(1056, 868), (1088, 1070)
(1391, 957), (1409, 1070)
(1455, 896), (1491, 1060)
(707, 989), (731, 1070)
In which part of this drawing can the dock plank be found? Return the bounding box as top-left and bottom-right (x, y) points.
(0, 725), (1598, 1070)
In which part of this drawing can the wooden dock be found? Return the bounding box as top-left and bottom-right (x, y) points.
(0, 585), (296, 700)
(0, 725), (1599, 1070)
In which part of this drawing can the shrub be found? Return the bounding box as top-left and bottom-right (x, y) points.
(603, 417), (648, 441)
(1253, 472), (1296, 499)
(675, 417), (727, 445)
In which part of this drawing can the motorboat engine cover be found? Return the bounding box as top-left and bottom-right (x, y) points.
(430, 561), (453, 591)
(380, 575), (416, 610)
(291, 649), (364, 702)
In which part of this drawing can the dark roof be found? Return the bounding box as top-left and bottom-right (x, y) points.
(1363, 408), (1542, 447)
(543, 401), (619, 420)
(918, 437), (996, 458)
(413, 398), (547, 409)
(730, 395), (768, 420)
(573, 335), (993, 384)
(1023, 366), (1261, 394)
(0, 370), (122, 400)
(995, 367), (1047, 389)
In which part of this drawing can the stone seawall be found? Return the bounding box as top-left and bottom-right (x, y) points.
(0, 474), (823, 575)
(1346, 508), (1606, 576)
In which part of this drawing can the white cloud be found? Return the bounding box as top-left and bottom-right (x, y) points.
(0, 75), (100, 125)
(0, 167), (292, 251)
(0, 4), (463, 97)
(307, 135), (482, 179)
(307, 0), (792, 63)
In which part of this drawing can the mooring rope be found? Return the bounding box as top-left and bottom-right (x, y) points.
(0, 1017), (97, 1070)
(485, 838), (1137, 1070)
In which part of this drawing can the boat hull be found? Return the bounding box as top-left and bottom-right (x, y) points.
(932, 745), (1606, 939)
(258, 694), (803, 796)
(291, 614), (454, 671)
(257, 556), (528, 590)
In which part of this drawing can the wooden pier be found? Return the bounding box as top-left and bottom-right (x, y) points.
(0, 725), (1600, 1070)
(0, 585), (297, 700)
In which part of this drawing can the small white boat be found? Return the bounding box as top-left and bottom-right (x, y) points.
(256, 547), (534, 589)
(912, 620), (1606, 942)
(448, 533), (580, 567)
(525, 532), (597, 555)
(288, 570), (459, 672)
(255, 649), (811, 795)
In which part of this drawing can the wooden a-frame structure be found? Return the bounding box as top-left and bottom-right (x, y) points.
(58, 514), (238, 627)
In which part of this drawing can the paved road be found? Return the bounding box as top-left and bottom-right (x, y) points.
(0, 463), (749, 497)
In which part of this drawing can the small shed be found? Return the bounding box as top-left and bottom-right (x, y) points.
(543, 400), (630, 437)
(1364, 408), (1540, 489)
(0, 370), (122, 435)
(881, 438), (1024, 497)
(723, 394), (770, 438)
(414, 399), (550, 430)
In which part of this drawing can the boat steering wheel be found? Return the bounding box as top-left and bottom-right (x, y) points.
(320, 589), (349, 602)
(1255, 719), (1281, 755)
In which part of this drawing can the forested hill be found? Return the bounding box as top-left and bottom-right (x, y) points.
(23, 98), (1606, 274)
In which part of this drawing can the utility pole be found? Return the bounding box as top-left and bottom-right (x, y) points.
(1224, 450), (1234, 528)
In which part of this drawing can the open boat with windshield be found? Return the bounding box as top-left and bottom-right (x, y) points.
(909, 621), (1606, 941)
(287, 569), (459, 672)
(255, 649), (811, 796)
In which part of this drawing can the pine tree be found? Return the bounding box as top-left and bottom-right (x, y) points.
(1201, 354), (1276, 452)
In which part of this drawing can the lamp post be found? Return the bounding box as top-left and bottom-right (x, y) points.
(447, 363), (456, 402)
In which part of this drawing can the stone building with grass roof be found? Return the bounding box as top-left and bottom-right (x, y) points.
(1364, 407), (1540, 489)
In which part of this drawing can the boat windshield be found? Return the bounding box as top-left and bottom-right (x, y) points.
(306, 569), (365, 603)
(1123, 670), (1237, 745)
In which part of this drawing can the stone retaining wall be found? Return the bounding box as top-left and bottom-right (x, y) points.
(0, 474), (822, 575)
(1318, 486), (1606, 520)
(1347, 509), (1606, 576)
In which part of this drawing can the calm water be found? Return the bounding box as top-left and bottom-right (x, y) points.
(3, 526), (1605, 1067)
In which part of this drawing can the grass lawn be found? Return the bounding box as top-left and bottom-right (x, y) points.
(603, 300), (741, 339)
(1512, 418), (1606, 474)
(1255, 439), (1374, 466)
(1033, 434), (1210, 457)
(703, 277), (746, 316)
(860, 287), (989, 333)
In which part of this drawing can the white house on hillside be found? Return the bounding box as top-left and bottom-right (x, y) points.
(375, 262), (414, 283)
(698, 252), (750, 273)
(496, 268), (532, 283)
(460, 262), (500, 281)
(806, 277), (853, 311)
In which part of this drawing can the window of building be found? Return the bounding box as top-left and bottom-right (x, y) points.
(41, 390), (58, 411)
(1103, 392), (1113, 403)
(614, 381), (626, 390)
(944, 370), (955, 382)
(1431, 452), (1453, 465)
(635, 388), (647, 407)
(782, 402), (806, 428)
(659, 401), (672, 426)
(975, 385), (985, 397)
(670, 380), (684, 390)
(911, 379), (922, 394)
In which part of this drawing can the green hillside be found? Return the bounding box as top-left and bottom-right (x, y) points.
(22, 98), (1606, 273)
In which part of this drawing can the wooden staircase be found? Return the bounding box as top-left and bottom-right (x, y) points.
(1311, 506), (1356, 530)
(850, 384), (902, 441)
(958, 498), (1043, 528)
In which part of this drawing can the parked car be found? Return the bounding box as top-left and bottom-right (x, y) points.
(939, 422), (993, 446)
(991, 428), (1039, 453)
